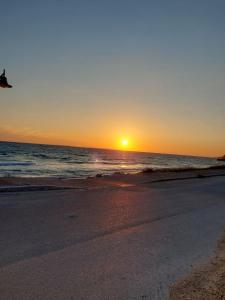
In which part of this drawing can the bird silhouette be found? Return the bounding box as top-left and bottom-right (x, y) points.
(0, 69), (13, 88)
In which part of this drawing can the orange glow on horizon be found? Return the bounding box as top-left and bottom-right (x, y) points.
(0, 124), (224, 157)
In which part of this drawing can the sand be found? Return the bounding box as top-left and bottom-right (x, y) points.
(0, 168), (225, 299)
(170, 230), (225, 300)
(0, 165), (225, 192)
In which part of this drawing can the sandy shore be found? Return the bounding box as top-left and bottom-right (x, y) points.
(170, 230), (225, 300)
(0, 165), (225, 192)
(0, 168), (225, 299)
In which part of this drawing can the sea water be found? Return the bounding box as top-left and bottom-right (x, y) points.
(0, 141), (223, 178)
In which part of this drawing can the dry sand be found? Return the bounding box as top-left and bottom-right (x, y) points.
(0, 168), (225, 299)
(170, 230), (225, 300)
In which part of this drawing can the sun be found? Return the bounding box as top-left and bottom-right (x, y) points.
(121, 139), (129, 147)
(116, 136), (132, 150)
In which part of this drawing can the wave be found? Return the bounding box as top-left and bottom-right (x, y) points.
(0, 161), (34, 167)
(100, 161), (152, 165)
(0, 152), (9, 156)
(32, 154), (51, 159)
(32, 153), (89, 160)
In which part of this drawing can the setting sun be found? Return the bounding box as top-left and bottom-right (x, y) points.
(121, 139), (129, 147)
(113, 135), (134, 151)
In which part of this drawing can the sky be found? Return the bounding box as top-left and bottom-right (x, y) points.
(0, 0), (225, 156)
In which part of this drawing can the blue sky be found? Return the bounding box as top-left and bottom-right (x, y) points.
(1, 0), (225, 156)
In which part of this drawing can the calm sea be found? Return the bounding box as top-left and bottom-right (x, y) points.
(0, 141), (223, 178)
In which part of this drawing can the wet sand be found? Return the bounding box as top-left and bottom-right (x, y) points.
(0, 168), (225, 299)
(1, 165), (225, 192)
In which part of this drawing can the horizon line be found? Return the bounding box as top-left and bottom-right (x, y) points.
(0, 139), (215, 159)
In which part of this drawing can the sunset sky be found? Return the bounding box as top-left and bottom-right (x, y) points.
(1, 0), (225, 156)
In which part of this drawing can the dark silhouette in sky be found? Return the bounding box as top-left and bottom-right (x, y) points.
(0, 69), (12, 88)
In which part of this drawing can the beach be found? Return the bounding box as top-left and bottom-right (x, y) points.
(0, 168), (225, 299)
(2, 0), (225, 298)
(170, 230), (225, 300)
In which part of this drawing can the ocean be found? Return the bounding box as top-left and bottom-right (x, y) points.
(0, 141), (223, 178)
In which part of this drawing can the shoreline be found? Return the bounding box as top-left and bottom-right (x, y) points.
(170, 230), (225, 300)
(0, 165), (225, 192)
